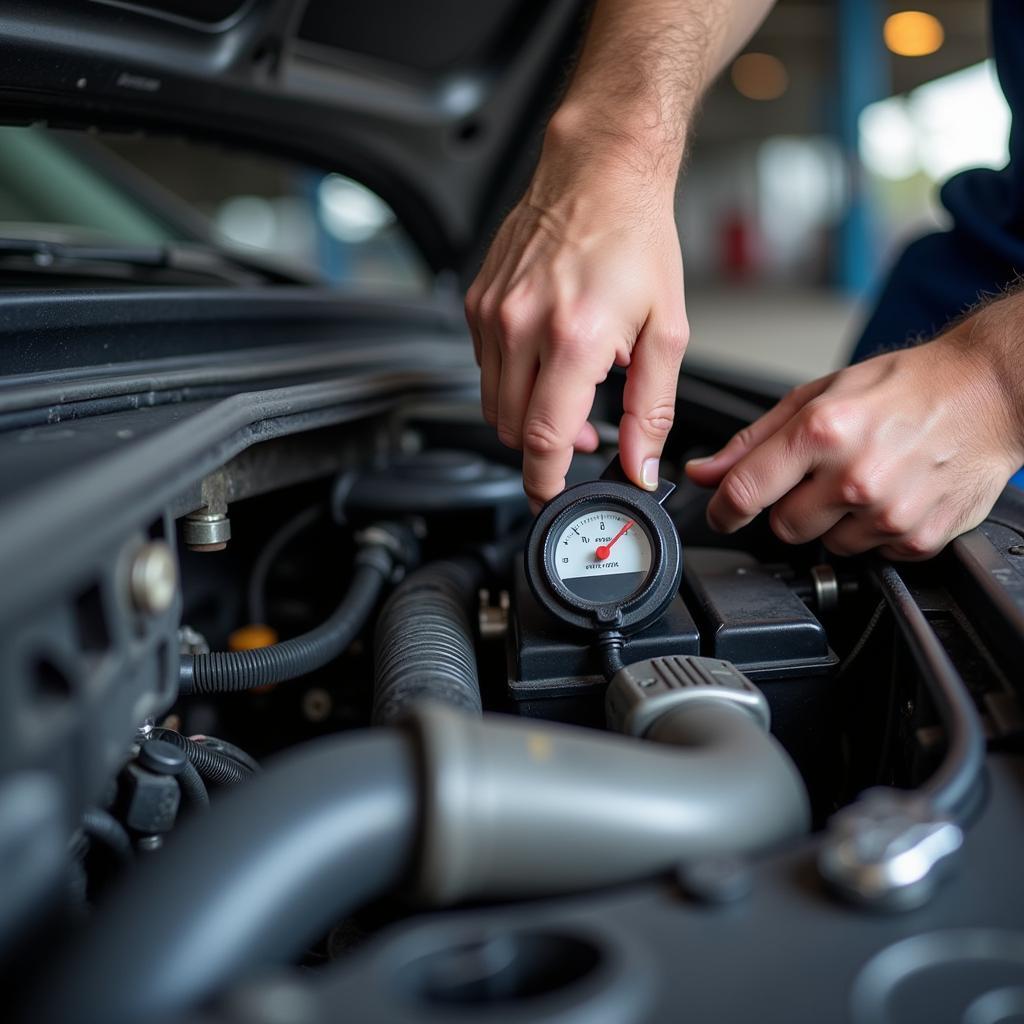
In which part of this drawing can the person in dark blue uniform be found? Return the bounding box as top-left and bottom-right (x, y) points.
(468, 0), (1023, 559)
(851, 0), (1024, 494)
(854, 0), (1024, 368)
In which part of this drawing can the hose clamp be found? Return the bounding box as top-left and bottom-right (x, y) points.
(354, 522), (417, 571)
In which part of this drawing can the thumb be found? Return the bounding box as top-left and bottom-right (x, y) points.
(618, 318), (687, 490)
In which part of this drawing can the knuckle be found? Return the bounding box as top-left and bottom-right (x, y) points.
(660, 322), (690, 358)
(873, 503), (913, 536)
(477, 289), (499, 326)
(638, 401), (676, 440)
(548, 312), (596, 361)
(898, 528), (944, 559)
(522, 414), (564, 455)
(838, 468), (880, 508)
(496, 297), (527, 339)
(720, 470), (760, 519)
(732, 425), (757, 451)
(801, 402), (850, 451)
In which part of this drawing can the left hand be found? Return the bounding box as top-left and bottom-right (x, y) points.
(685, 335), (1024, 560)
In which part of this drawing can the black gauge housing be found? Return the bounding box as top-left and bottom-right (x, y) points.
(525, 458), (683, 636)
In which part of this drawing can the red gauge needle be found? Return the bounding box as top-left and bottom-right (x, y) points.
(595, 519), (634, 562)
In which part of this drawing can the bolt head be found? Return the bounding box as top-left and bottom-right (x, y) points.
(182, 510), (231, 552)
(818, 788), (963, 911)
(130, 541), (178, 615)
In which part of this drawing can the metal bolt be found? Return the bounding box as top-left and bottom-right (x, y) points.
(810, 564), (840, 613)
(136, 835), (163, 853)
(130, 541), (178, 614)
(818, 788), (962, 911)
(182, 508), (231, 552)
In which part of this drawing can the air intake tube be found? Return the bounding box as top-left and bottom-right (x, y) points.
(373, 557), (483, 723)
(411, 670), (809, 904)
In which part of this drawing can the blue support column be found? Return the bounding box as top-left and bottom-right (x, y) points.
(835, 0), (888, 294)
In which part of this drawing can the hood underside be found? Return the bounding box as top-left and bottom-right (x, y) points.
(0, 0), (588, 275)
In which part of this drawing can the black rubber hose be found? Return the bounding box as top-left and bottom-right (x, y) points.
(194, 735), (260, 774)
(150, 730), (251, 787)
(29, 730), (418, 1024)
(176, 760), (209, 810)
(179, 541), (395, 695)
(871, 562), (986, 820)
(596, 631), (626, 681)
(80, 808), (133, 868)
(373, 558), (483, 724)
(247, 504), (324, 625)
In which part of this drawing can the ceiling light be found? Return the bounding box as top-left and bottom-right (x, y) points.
(731, 53), (789, 101)
(884, 11), (944, 57)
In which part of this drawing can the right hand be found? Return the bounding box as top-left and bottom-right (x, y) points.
(464, 123), (689, 512)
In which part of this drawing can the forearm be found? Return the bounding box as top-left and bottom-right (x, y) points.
(545, 0), (775, 189)
(947, 286), (1024, 452)
(466, 0), (774, 504)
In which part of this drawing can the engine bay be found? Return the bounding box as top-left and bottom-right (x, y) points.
(1, 293), (1023, 1024)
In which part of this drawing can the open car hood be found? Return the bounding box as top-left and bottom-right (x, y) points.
(0, 0), (587, 275)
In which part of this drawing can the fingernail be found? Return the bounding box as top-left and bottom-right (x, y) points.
(641, 458), (659, 490)
(686, 455), (713, 467)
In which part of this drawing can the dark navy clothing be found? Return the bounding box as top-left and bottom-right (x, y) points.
(851, 0), (1024, 486)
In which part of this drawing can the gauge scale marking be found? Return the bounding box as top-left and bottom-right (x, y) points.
(554, 508), (653, 604)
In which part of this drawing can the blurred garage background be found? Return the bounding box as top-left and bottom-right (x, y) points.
(0, 1), (1000, 386)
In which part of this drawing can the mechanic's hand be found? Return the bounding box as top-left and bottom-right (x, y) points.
(465, 136), (687, 512)
(685, 336), (1024, 560)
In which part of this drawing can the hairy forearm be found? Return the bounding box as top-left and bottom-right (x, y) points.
(547, 0), (775, 185)
(948, 285), (1024, 451)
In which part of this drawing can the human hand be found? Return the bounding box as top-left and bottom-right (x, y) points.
(685, 334), (1024, 559)
(465, 122), (688, 512)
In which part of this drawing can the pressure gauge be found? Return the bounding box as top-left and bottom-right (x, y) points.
(525, 456), (683, 635)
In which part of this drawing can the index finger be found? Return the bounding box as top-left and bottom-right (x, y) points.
(686, 376), (833, 487)
(706, 414), (819, 533)
(520, 356), (602, 508)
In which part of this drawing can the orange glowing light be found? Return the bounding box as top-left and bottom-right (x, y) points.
(884, 11), (944, 57)
(731, 53), (789, 102)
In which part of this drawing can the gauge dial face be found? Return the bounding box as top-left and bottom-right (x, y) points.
(552, 507), (653, 603)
